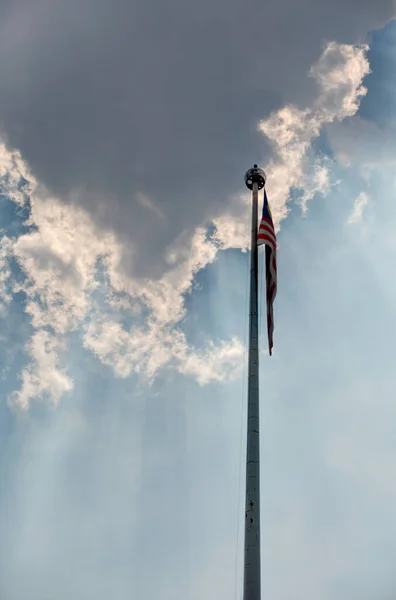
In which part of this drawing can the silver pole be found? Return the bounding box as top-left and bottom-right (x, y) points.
(243, 165), (265, 600)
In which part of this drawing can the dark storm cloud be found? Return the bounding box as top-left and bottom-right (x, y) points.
(0, 0), (393, 275)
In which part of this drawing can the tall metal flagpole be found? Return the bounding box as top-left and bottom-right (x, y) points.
(243, 165), (266, 600)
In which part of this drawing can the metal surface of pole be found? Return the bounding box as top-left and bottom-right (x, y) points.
(243, 165), (265, 600)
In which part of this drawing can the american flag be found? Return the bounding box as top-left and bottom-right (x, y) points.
(257, 189), (277, 355)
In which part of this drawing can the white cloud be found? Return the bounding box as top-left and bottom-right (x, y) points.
(212, 193), (251, 252)
(13, 192), (117, 334)
(212, 43), (370, 254)
(348, 191), (370, 224)
(10, 330), (73, 410)
(84, 320), (243, 384)
(0, 236), (13, 315)
(0, 144), (34, 207)
(177, 337), (244, 385)
(260, 42), (370, 218)
(310, 41), (370, 120)
(83, 224), (244, 383)
(0, 144), (243, 408)
(0, 40), (372, 408)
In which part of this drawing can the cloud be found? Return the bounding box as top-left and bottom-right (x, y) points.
(213, 42), (370, 252)
(0, 37), (374, 408)
(310, 41), (371, 119)
(348, 191), (370, 223)
(0, 143), (244, 408)
(0, 236), (13, 315)
(84, 320), (244, 385)
(136, 192), (166, 221)
(259, 42), (370, 219)
(2, 16), (396, 600)
(327, 114), (396, 172)
(176, 337), (244, 385)
(0, 0), (392, 277)
(10, 330), (73, 410)
(0, 144), (34, 207)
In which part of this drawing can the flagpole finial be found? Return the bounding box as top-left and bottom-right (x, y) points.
(244, 165), (266, 190)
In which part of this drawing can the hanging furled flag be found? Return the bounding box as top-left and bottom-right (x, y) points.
(258, 188), (277, 355)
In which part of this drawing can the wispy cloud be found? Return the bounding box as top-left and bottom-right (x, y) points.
(136, 192), (166, 220)
(348, 191), (370, 224)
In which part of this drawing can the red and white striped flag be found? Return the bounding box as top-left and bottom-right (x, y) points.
(258, 189), (277, 355)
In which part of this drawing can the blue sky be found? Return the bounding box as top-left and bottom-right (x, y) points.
(1, 5), (396, 600)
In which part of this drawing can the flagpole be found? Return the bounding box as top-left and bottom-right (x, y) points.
(243, 165), (266, 600)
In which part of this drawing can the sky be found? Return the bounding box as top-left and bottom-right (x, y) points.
(1, 1), (396, 599)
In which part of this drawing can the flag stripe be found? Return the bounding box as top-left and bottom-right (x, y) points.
(258, 231), (276, 245)
(258, 189), (277, 355)
(259, 223), (276, 237)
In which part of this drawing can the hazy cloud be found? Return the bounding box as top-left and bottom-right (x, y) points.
(348, 191), (370, 223)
